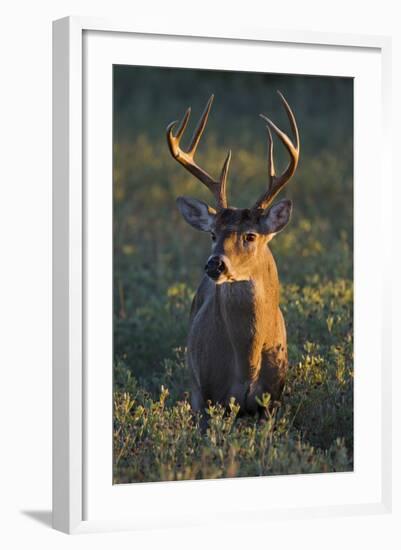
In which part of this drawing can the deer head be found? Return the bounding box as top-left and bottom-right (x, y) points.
(167, 92), (300, 284)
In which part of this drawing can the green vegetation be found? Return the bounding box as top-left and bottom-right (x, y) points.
(113, 66), (353, 483)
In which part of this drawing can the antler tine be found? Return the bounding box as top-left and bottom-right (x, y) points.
(188, 95), (214, 154)
(166, 96), (230, 209)
(175, 107), (191, 141)
(277, 90), (300, 151)
(253, 91), (300, 211)
(219, 150), (232, 208)
(266, 124), (275, 179)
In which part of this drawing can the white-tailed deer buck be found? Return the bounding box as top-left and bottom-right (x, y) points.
(167, 91), (300, 420)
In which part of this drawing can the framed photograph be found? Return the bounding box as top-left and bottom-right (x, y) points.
(52, 17), (392, 534)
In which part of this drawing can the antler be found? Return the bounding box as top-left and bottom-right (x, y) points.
(166, 95), (231, 209)
(253, 91), (300, 211)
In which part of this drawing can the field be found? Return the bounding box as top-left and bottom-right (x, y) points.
(113, 66), (354, 483)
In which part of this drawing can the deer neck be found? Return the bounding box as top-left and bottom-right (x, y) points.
(214, 249), (279, 381)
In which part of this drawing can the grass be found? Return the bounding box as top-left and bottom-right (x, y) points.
(112, 66), (353, 483)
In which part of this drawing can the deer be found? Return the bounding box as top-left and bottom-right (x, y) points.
(166, 91), (300, 423)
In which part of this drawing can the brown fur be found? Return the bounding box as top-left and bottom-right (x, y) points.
(168, 93), (300, 421)
(185, 207), (288, 417)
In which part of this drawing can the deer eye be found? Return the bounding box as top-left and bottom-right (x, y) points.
(244, 233), (257, 242)
(210, 232), (216, 241)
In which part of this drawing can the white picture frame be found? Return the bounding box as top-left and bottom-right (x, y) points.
(52, 16), (392, 534)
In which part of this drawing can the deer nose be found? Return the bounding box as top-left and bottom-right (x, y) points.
(205, 255), (227, 278)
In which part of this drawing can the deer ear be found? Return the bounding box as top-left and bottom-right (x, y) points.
(176, 196), (216, 232)
(259, 199), (292, 236)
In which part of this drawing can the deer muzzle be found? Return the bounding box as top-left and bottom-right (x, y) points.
(205, 255), (229, 281)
